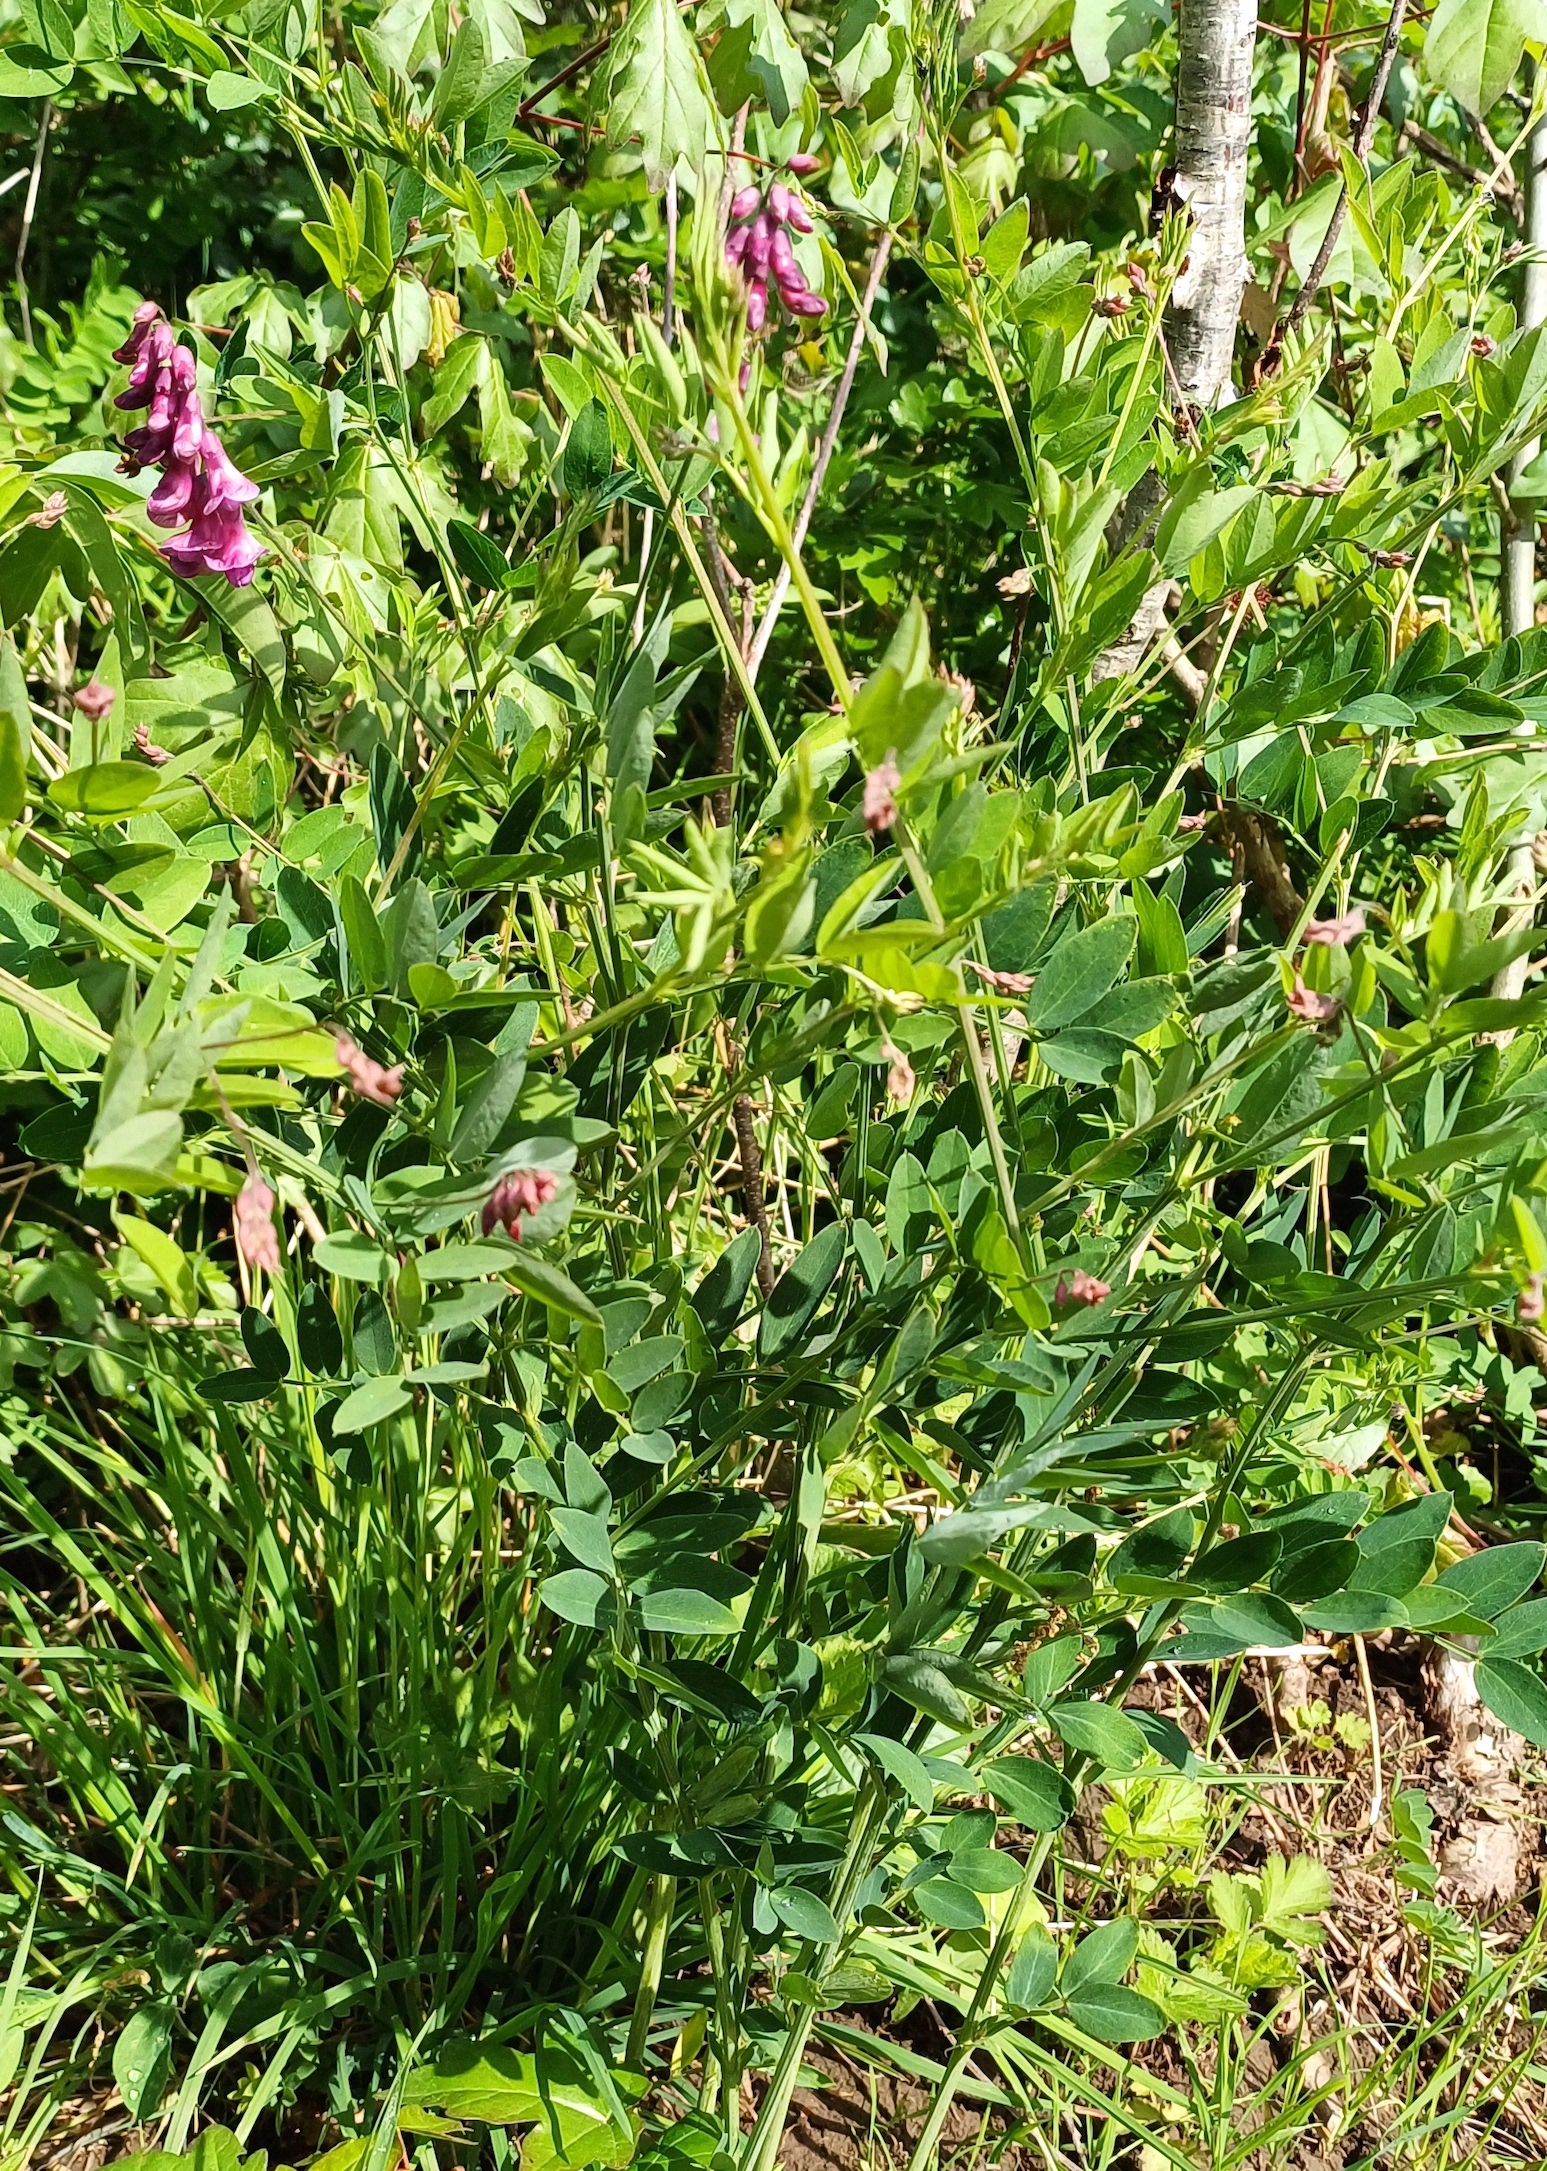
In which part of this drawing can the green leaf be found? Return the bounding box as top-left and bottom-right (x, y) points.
(770, 1886), (841, 1941)
(1476, 1657), (1547, 1748)
(314, 1232), (389, 1282)
(115, 1213), (198, 1319)
(82, 1112), (185, 1196)
(856, 1731), (936, 1811)
(913, 1877), (985, 1929)
(1024, 918), (1137, 1034)
(448, 1046), (529, 1166)
(982, 1755), (1074, 1831)
(1048, 1699), (1148, 1771)
(1062, 1916), (1137, 1994)
(447, 517), (512, 591)
(636, 1585), (740, 1634)
(332, 1374), (412, 1432)
(606, 0), (716, 190)
(1425, 0), (1543, 114)
(691, 1226), (763, 1345)
(240, 1305), (290, 1378)
(1006, 1931), (1058, 2011)
(502, 1250), (603, 1324)
(759, 1222), (846, 1358)
(0, 634), (30, 821)
(113, 1999), (173, 2120)
(298, 1286), (344, 1376)
(561, 400), (614, 498)
(1190, 1531), (1282, 1592)
(405, 2043), (636, 2166)
(1063, 1983), (1166, 2044)
(1108, 1504), (1193, 1586)
(207, 67), (270, 107)
(1488, 1598), (1547, 1659)
(1437, 1543), (1544, 1619)
(199, 1368), (273, 1405)
(49, 762), (163, 819)
(540, 1568), (614, 1627)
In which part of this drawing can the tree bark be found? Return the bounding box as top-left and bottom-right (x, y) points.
(1166, 0), (1258, 406)
(1502, 114), (1547, 641)
(1091, 0), (1256, 685)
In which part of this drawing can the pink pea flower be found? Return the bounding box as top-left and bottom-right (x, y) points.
(787, 152), (820, 175)
(112, 302), (262, 588)
(882, 1038), (915, 1105)
(730, 183), (762, 220)
(863, 756), (902, 834)
(73, 679), (116, 722)
(1303, 908), (1366, 947)
(482, 1167), (561, 1242)
(1055, 1269), (1110, 1307)
(1287, 973), (1340, 1024)
(235, 1174), (280, 1274)
(334, 1031), (405, 1107)
(965, 959), (1033, 996)
(133, 722), (170, 766)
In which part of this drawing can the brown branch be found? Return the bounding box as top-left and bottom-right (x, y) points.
(732, 1093), (777, 1297)
(746, 232), (894, 678)
(1273, 0), (1409, 356)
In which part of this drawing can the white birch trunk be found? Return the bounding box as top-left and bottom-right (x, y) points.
(1091, 0), (1256, 684)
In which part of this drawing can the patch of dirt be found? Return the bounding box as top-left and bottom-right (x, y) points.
(775, 2039), (1022, 2171)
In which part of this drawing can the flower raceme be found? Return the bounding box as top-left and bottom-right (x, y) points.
(112, 302), (263, 587)
(725, 170), (826, 332)
(482, 1168), (560, 1243)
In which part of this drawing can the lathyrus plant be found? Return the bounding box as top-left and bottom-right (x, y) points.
(6, 0), (1547, 2162)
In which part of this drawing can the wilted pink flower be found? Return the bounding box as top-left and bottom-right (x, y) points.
(113, 303), (262, 588)
(1287, 973), (1340, 1024)
(965, 959), (1033, 995)
(335, 1031), (404, 1107)
(1056, 1269), (1110, 1307)
(1177, 812), (1207, 833)
(787, 152), (820, 175)
(1303, 908), (1366, 946)
(882, 1038), (915, 1105)
(26, 489), (68, 528)
(235, 1174), (280, 1274)
(73, 679), (116, 722)
(133, 722), (170, 766)
(1521, 1273), (1545, 1323)
(863, 756), (902, 834)
(482, 1167), (560, 1242)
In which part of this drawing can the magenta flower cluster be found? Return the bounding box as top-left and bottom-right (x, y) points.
(113, 302), (263, 588)
(725, 158), (827, 333)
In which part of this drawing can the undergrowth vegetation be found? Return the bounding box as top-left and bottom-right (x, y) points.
(4, 0), (1547, 2161)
